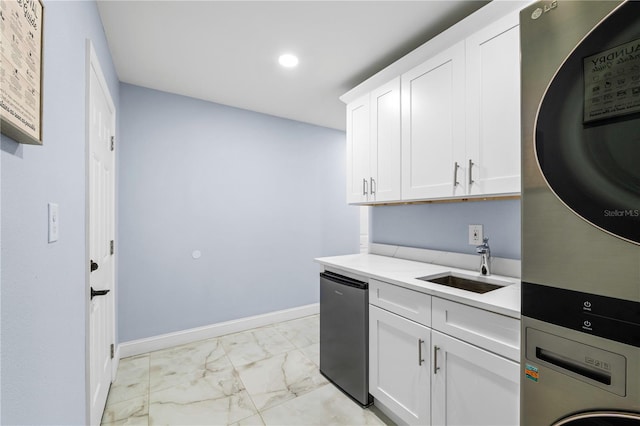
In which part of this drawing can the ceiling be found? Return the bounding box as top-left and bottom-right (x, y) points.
(97, 1), (489, 131)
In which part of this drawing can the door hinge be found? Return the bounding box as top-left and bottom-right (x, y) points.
(110, 240), (114, 255)
(110, 136), (115, 151)
(110, 343), (115, 359)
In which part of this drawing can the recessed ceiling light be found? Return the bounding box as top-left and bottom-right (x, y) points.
(278, 53), (299, 68)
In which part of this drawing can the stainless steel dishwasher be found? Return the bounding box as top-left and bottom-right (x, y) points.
(319, 270), (372, 406)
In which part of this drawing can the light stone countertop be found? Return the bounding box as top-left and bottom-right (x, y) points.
(315, 252), (521, 319)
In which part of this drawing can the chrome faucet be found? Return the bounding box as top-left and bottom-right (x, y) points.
(476, 237), (491, 276)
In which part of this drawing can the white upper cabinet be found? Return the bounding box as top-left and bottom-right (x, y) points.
(346, 78), (401, 204)
(346, 94), (370, 204)
(370, 78), (401, 202)
(343, 4), (523, 204)
(401, 42), (466, 201)
(465, 12), (521, 196)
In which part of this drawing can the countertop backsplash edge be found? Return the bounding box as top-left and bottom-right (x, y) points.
(369, 243), (521, 279)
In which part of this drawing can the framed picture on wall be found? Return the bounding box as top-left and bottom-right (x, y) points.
(0, 0), (44, 145)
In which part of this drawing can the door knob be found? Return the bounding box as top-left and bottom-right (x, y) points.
(90, 260), (99, 272)
(91, 287), (110, 300)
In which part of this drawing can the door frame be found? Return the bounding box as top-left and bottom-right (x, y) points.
(84, 39), (117, 425)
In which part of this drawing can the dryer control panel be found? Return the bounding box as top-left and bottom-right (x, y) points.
(522, 282), (640, 348)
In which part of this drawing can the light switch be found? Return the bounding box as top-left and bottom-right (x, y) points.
(469, 224), (483, 245)
(48, 203), (59, 243)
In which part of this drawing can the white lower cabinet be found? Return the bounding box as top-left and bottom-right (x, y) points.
(369, 305), (431, 425)
(368, 280), (520, 426)
(431, 330), (520, 426)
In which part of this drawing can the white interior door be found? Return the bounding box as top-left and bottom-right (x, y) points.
(87, 42), (116, 426)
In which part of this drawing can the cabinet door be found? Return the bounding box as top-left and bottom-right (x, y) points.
(346, 94), (371, 203)
(369, 305), (430, 425)
(466, 12), (521, 196)
(431, 330), (519, 426)
(401, 42), (466, 200)
(370, 77), (401, 202)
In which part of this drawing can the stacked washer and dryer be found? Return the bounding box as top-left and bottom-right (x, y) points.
(520, 1), (640, 425)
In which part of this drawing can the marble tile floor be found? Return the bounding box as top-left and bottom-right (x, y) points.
(101, 315), (391, 426)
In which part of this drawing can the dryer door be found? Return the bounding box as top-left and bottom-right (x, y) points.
(553, 411), (640, 425)
(535, 1), (640, 245)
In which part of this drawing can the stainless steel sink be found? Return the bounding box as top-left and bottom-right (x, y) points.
(416, 274), (507, 294)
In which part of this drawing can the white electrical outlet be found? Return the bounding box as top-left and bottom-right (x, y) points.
(469, 224), (483, 245)
(48, 203), (59, 243)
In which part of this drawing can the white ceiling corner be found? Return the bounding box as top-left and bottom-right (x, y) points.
(97, 1), (489, 131)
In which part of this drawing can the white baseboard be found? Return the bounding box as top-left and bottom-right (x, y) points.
(118, 303), (319, 359)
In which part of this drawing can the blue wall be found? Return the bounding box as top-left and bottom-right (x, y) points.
(371, 199), (521, 259)
(118, 84), (359, 342)
(0, 1), (119, 423)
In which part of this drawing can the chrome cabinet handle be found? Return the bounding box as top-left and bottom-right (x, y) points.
(418, 339), (425, 366)
(468, 159), (475, 186)
(362, 178), (368, 196)
(370, 177), (376, 195)
(434, 345), (441, 374)
(453, 162), (460, 186)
